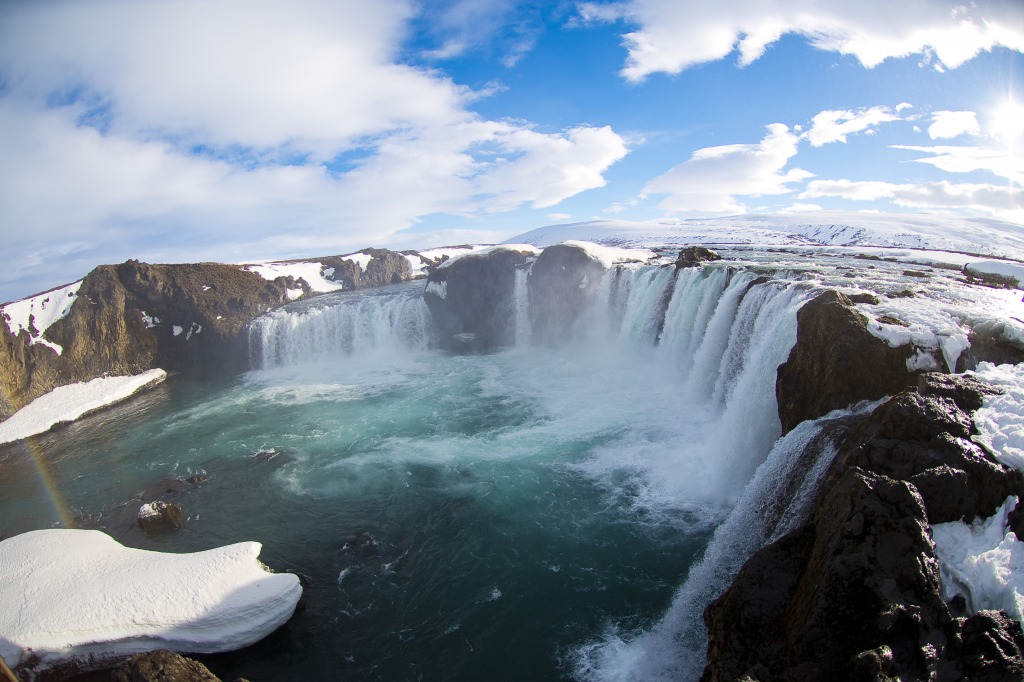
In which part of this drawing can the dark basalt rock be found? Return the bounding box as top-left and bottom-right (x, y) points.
(776, 290), (921, 434)
(675, 246), (722, 269)
(528, 243), (608, 345)
(703, 374), (1024, 681)
(317, 249), (412, 289)
(423, 248), (537, 352)
(137, 500), (184, 534)
(111, 649), (224, 682)
(956, 610), (1024, 680)
(956, 320), (1024, 372)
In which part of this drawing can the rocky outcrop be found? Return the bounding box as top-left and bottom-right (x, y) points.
(137, 501), (184, 534)
(527, 243), (608, 345)
(317, 249), (412, 289)
(423, 247), (537, 352)
(702, 374), (1024, 681)
(675, 246), (722, 269)
(776, 291), (922, 434)
(112, 649), (224, 682)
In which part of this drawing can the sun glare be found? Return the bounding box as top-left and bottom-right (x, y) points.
(990, 100), (1024, 141)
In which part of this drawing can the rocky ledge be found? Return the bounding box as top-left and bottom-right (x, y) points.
(703, 373), (1024, 681)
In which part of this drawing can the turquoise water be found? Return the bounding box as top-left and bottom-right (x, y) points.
(0, 268), (809, 680)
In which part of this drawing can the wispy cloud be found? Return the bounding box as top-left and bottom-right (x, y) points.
(928, 111), (981, 140)
(643, 124), (813, 214)
(803, 106), (902, 147)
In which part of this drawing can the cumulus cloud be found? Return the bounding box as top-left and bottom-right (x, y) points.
(804, 106), (902, 147)
(802, 178), (1023, 222)
(928, 111), (982, 139)
(643, 124), (813, 214)
(0, 0), (628, 300)
(578, 0), (1024, 81)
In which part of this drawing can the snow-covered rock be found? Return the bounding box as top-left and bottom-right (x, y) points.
(0, 529), (302, 676)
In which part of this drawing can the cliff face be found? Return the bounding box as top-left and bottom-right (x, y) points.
(0, 250), (416, 420)
(776, 290), (923, 434)
(423, 247), (537, 352)
(703, 374), (1024, 682)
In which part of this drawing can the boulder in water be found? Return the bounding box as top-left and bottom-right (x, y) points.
(675, 246), (722, 269)
(138, 500), (184, 533)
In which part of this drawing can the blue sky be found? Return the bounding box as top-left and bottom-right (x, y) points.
(0, 0), (1022, 302)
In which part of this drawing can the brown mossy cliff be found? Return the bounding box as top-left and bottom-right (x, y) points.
(0, 251), (415, 420)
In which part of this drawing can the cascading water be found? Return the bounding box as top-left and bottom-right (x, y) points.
(3, 258), (831, 682)
(248, 282), (432, 369)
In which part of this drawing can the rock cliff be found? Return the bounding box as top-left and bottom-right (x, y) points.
(422, 247), (538, 352)
(0, 250), (415, 420)
(776, 290), (924, 434)
(703, 374), (1024, 681)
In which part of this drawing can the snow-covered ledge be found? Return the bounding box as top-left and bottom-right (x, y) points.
(0, 369), (167, 446)
(0, 529), (302, 676)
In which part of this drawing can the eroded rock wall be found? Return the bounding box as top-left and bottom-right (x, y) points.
(702, 374), (1024, 681)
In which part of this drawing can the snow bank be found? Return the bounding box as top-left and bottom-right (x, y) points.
(1, 280), (83, 355)
(244, 261), (345, 295)
(972, 362), (1024, 471)
(562, 240), (656, 268)
(932, 497), (1024, 621)
(0, 369), (167, 445)
(965, 260), (1024, 287)
(0, 529), (302, 673)
(434, 244), (541, 270)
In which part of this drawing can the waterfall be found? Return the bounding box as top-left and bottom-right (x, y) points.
(248, 285), (432, 369)
(572, 401), (880, 682)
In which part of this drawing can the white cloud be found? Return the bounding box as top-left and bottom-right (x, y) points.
(643, 124), (813, 214)
(802, 178), (1023, 222)
(804, 106), (902, 147)
(0, 0), (629, 300)
(893, 144), (1024, 184)
(578, 0), (1024, 81)
(928, 111), (981, 139)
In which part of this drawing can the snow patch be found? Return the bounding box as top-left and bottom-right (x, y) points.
(1, 281), (83, 355)
(244, 261), (346, 294)
(0, 369), (167, 445)
(562, 240), (655, 268)
(435, 244), (541, 270)
(933, 496), (1024, 621)
(0, 529), (302, 673)
(972, 362), (1024, 472)
(140, 311), (160, 328)
(965, 260), (1024, 287)
(425, 279), (447, 301)
(342, 252), (373, 271)
(172, 325), (183, 337)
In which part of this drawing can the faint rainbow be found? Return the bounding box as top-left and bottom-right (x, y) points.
(22, 435), (76, 529)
